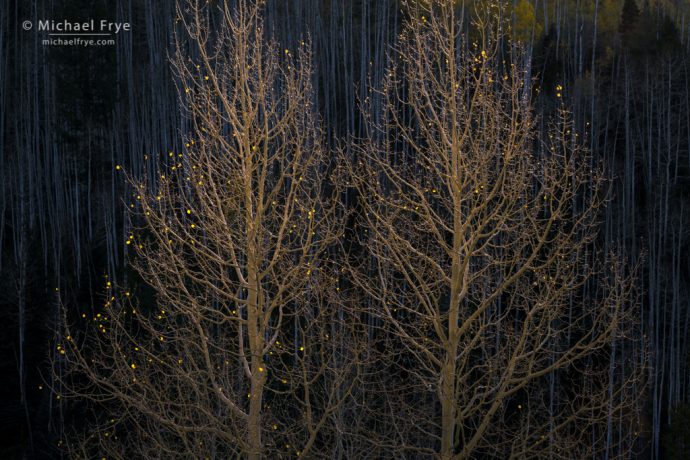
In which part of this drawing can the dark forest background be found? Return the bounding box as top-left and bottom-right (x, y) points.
(1, 0), (689, 458)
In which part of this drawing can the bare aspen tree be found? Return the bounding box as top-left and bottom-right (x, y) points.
(56, 0), (360, 458)
(346, 1), (644, 458)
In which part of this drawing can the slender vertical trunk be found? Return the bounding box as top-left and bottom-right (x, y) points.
(18, 232), (31, 450)
(247, 363), (264, 460)
(246, 257), (265, 460)
(442, 12), (460, 455)
(440, 350), (458, 459)
(442, 227), (462, 458)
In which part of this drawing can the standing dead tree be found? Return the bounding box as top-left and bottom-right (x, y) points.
(57, 0), (361, 458)
(346, 1), (645, 458)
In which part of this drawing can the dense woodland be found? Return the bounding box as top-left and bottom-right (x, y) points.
(1, 0), (690, 458)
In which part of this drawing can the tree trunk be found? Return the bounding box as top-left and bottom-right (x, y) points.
(247, 251), (265, 459)
(440, 352), (458, 459)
